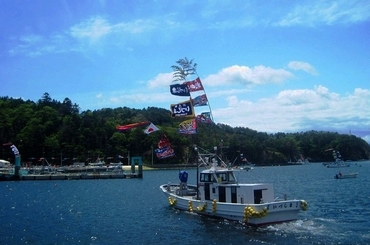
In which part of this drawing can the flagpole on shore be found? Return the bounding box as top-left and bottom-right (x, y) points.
(151, 145), (153, 166)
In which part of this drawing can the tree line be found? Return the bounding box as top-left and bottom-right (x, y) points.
(1, 94), (369, 166)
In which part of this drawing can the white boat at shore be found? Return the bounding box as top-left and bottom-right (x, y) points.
(160, 146), (307, 227)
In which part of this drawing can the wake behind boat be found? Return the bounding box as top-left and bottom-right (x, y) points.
(160, 146), (308, 226)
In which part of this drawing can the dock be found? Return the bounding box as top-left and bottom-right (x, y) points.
(0, 156), (143, 181)
(0, 171), (142, 181)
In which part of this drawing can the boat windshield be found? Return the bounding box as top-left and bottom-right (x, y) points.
(215, 171), (236, 183)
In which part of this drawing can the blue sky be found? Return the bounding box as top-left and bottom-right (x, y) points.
(1, 0), (370, 142)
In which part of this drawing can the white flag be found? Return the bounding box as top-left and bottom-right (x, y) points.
(144, 123), (159, 134)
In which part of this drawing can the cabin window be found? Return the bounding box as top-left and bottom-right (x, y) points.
(228, 172), (236, 182)
(216, 172), (235, 183)
(216, 173), (226, 182)
(200, 173), (216, 182)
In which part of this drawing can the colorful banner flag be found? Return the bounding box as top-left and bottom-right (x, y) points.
(186, 77), (203, 92)
(156, 134), (175, 159)
(192, 94), (208, 107)
(178, 119), (197, 134)
(144, 123), (160, 134)
(196, 112), (213, 124)
(116, 121), (149, 131)
(10, 144), (20, 156)
(170, 100), (195, 118)
(170, 84), (190, 96)
(155, 146), (175, 159)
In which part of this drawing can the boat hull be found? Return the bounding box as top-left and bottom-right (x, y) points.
(160, 184), (305, 226)
(334, 173), (358, 179)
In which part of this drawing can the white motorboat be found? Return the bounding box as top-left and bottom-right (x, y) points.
(160, 147), (308, 226)
(334, 172), (358, 179)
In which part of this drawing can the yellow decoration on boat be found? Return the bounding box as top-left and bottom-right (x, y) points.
(300, 200), (308, 211)
(212, 199), (217, 213)
(188, 200), (193, 212)
(196, 202), (207, 212)
(243, 206), (268, 222)
(168, 196), (177, 206)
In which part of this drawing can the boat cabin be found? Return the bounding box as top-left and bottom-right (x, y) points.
(198, 168), (274, 204)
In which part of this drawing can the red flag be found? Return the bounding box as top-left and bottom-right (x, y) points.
(158, 134), (170, 149)
(185, 77), (204, 92)
(116, 121), (149, 131)
(156, 134), (175, 159)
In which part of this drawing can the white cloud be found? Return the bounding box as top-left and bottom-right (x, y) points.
(147, 73), (174, 89)
(277, 1), (370, 26)
(70, 16), (112, 41)
(213, 86), (370, 135)
(288, 61), (318, 75)
(203, 65), (294, 86)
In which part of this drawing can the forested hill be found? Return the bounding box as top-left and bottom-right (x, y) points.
(1, 94), (369, 166)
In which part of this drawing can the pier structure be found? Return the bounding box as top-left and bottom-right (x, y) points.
(0, 149), (144, 181)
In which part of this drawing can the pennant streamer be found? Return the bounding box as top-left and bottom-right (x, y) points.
(178, 119), (197, 134)
(170, 100), (195, 118)
(192, 94), (208, 107)
(116, 121), (149, 131)
(144, 123), (160, 134)
(186, 77), (204, 92)
(170, 84), (190, 96)
(157, 134), (170, 148)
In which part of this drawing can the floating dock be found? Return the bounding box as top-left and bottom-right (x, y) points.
(0, 156), (143, 181)
(0, 171), (142, 181)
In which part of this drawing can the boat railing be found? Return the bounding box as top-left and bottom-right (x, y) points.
(197, 153), (228, 169)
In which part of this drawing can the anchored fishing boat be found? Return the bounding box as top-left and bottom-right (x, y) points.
(160, 147), (308, 226)
(326, 149), (350, 168)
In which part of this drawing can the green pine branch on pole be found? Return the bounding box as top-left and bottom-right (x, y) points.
(171, 57), (197, 82)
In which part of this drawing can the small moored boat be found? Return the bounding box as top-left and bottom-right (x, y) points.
(334, 171), (358, 179)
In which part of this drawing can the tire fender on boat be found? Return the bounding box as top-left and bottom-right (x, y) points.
(300, 200), (308, 211)
(212, 199), (217, 213)
(188, 200), (194, 212)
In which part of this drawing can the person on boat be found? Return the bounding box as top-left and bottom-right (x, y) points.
(339, 171), (342, 176)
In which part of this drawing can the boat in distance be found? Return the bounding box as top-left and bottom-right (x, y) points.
(160, 147), (308, 226)
(334, 171), (358, 179)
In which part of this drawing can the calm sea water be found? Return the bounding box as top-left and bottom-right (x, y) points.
(1, 161), (369, 245)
